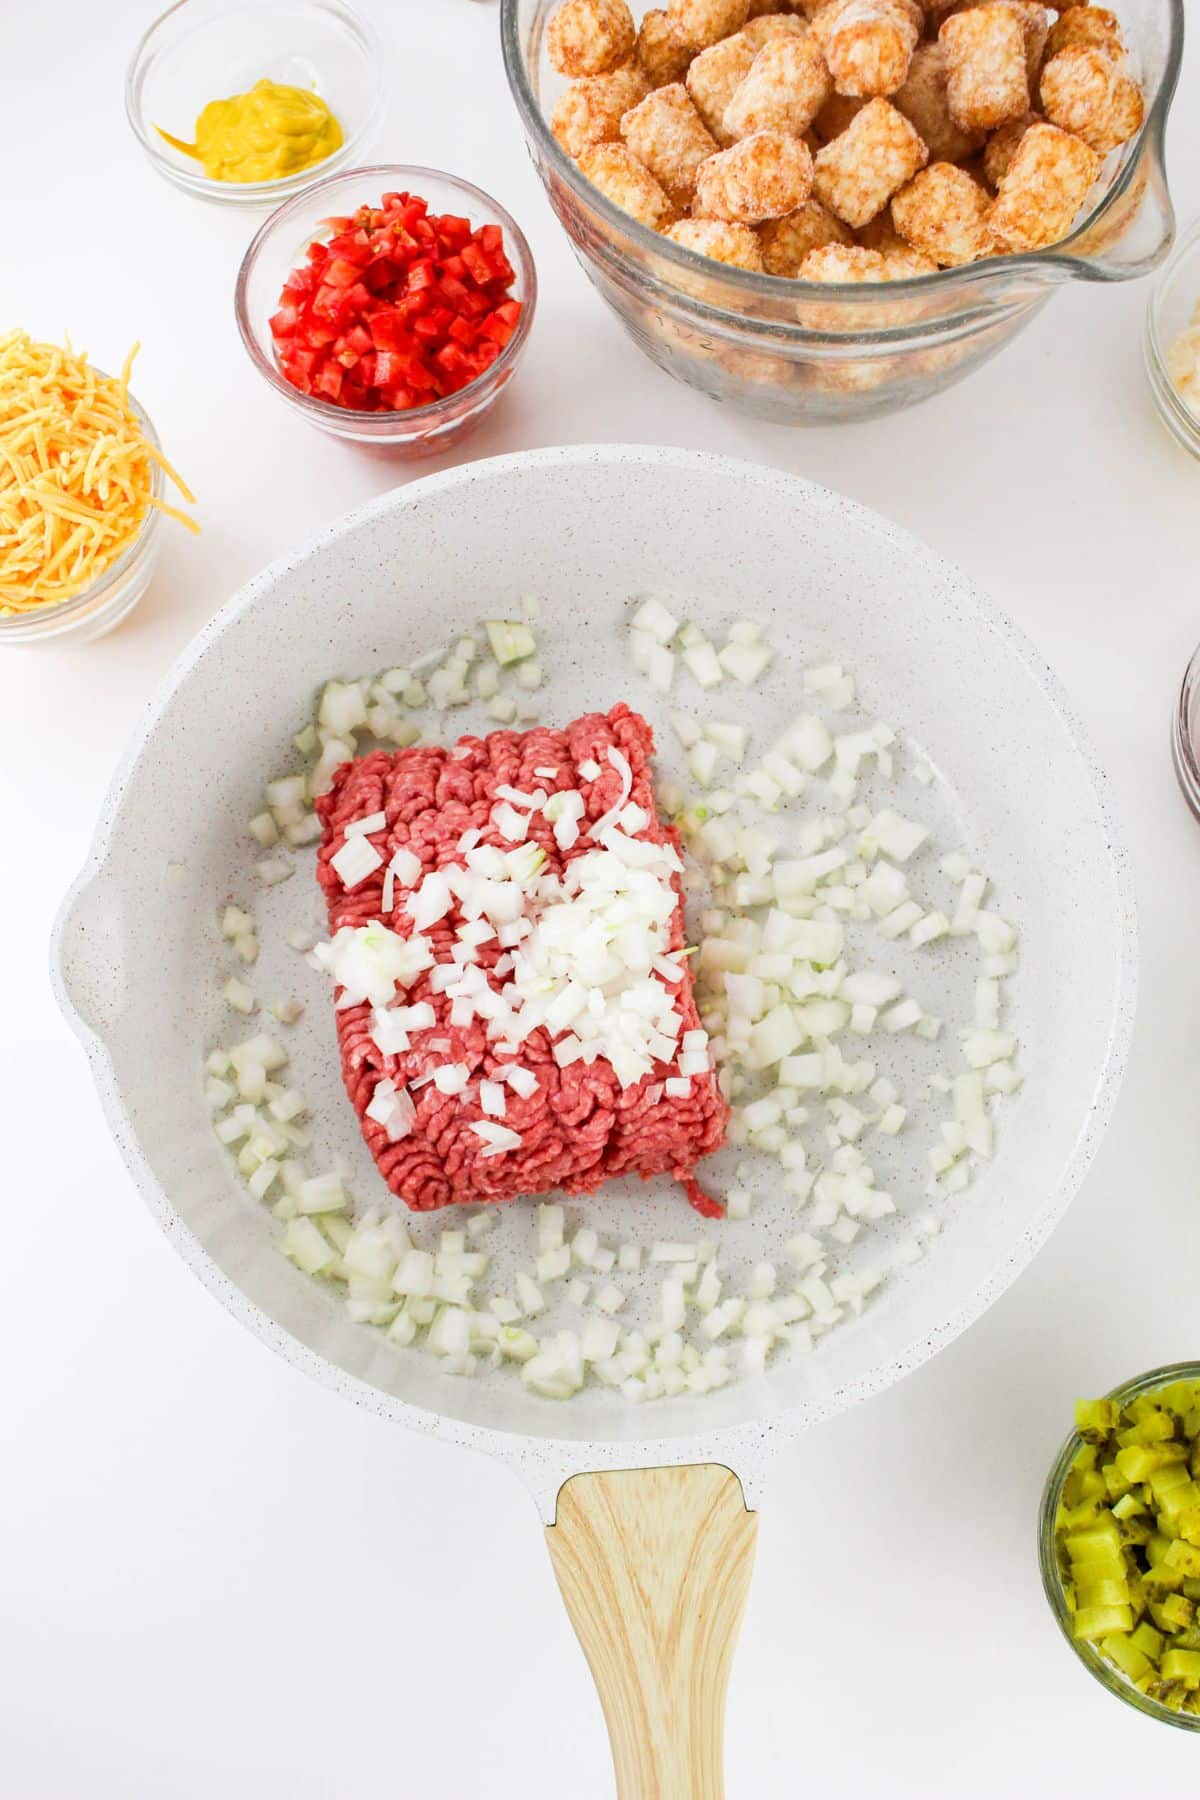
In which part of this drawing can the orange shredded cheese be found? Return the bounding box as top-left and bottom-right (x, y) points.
(0, 330), (197, 615)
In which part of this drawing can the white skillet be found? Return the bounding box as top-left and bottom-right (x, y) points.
(53, 446), (1135, 1797)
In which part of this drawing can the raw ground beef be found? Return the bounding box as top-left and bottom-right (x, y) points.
(315, 703), (727, 1216)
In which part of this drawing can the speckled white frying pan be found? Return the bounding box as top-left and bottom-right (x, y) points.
(53, 446), (1134, 1798)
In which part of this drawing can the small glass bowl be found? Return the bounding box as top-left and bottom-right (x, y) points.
(1146, 216), (1200, 460)
(126, 0), (384, 207)
(1038, 1361), (1200, 1732)
(1172, 641), (1200, 822)
(0, 390), (163, 647)
(235, 164), (537, 455)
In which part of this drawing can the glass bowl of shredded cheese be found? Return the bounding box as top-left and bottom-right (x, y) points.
(1146, 216), (1200, 461)
(0, 332), (197, 645)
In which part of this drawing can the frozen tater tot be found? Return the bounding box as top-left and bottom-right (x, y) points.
(577, 143), (677, 227)
(636, 8), (693, 85)
(800, 243), (888, 279)
(1003, 2), (1053, 86)
(813, 91), (867, 142)
(1045, 6), (1124, 62)
(668, 0), (753, 52)
(987, 119), (1100, 248)
(893, 42), (985, 161)
(812, 96), (928, 227)
(695, 129), (815, 221)
(814, 0), (922, 99)
(621, 82), (719, 206)
(858, 207), (941, 275)
(551, 64), (650, 158)
(945, 0), (1051, 80)
(981, 109), (1039, 187)
(725, 35), (833, 139)
(892, 160), (994, 263)
(881, 244), (939, 275)
(743, 11), (810, 49)
(686, 33), (758, 143)
(667, 217), (766, 267)
(1039, 44), (1144, 155)
(548, 0), (637, 77)
(940, 6), (1029, 130)
(759, 196), (853, 272)
(858, 203), (902, 248)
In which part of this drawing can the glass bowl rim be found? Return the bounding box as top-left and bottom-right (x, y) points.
(233, 162), (538, 430)
(1144, 213), (1200, 455)
(0, 383), (163, 639)
(124, 0), (387, 204)
(1171, 638), (1200, 821)
(1038, 1359), (1200, 1732)
(500, 0), (1184, 327)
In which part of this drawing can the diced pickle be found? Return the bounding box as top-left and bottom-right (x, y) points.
(1116, 1443), (1187, 1482)
(1102, 1634), (1152, 1682)
(1076, 1580), (1130, 1610)
(1076, 1399), (1122, 1439)
(1160, 1649), (1200, 1688)
(1118, 1411), (1176, 1447)
(1073, 1604), (1134, 1641)
(1164, 1541), (1200, 1580)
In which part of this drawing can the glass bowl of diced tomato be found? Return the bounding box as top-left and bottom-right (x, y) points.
(235, 164), (537, 453)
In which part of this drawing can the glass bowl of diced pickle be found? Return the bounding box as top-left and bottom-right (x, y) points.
(1039, 1364), (1200, 1730)
(501, 0), (1183, 422)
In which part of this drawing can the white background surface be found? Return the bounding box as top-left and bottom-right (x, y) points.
(3, 3), (1199, 1794)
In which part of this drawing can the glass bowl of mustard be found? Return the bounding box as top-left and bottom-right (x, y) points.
(126, 0), (385, 207)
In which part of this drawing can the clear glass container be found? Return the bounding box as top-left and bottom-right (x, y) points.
(126, 0), (385, 207)
(502, 0), (1183, 424)
(1172, 641), (1200, 822)
(1038, 1361), (1200, 1732)
(235, 164), (537, 454)
(1146, 216), (1200, 461)
(0, 390), (164, 647)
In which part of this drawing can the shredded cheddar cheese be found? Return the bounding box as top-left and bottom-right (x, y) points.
(0, 331), (197, 615)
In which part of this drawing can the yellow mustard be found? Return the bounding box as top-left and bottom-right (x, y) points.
(157, 78), (343, 184)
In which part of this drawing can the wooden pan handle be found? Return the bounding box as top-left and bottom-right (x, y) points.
(545, 1465), (758, 1800)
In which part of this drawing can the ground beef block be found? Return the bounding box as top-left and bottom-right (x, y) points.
(315, 704), (728, 1216)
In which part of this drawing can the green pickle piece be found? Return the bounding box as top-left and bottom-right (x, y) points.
(1150, 1595), (1194, 1634)
(1161, 1649), (1200, 1688)
(1102, 1633), (1153, 1682)
(1164, 1540), (1200, 1580)
(1076, 1399), (1122, 1439)
(1073, 1603), (1134, 1641)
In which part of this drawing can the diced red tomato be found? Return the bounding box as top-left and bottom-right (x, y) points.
(323, 256), (363, 289)
(269, 188), (524, 413)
